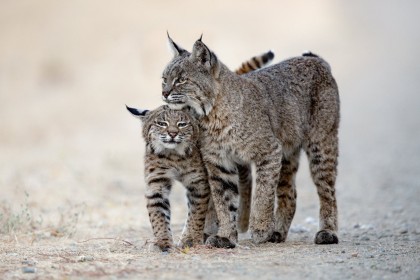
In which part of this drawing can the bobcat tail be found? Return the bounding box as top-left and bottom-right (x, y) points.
(235, 50), (275, 75)
(302, 50), (331, 71)
(302, 50), (319, 57)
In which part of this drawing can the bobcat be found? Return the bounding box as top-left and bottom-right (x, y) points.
(127, 51), (274, 251)
(162, 36), (340, 248)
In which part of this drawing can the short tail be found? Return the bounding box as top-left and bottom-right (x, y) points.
(235, 50), (275, 75)
(302, 50), (319, 58)
(302, 50), (331, 71)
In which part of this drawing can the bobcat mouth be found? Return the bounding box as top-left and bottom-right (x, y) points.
(167, 100), (185, 104)
(163, 93), (187, 104)
(163, 140), (178, 143)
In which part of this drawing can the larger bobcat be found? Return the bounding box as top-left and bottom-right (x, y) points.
(162, 36), (340, 248)
(127, 51), (274, 251)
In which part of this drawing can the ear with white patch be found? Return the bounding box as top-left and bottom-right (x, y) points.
(167, 32), (187, 57)
(190, 37), (221, 78)
(126, 105), (149, 121)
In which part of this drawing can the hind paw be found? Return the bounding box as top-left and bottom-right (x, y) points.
(315, 229), (339, 244)
(205, 235), (236, 249)
(268, 231), (287, 243)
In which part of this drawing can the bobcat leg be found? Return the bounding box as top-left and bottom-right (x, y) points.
(249, 143), (282, 244)
(204, 162), (239, 248)
(307, 134), (339, 244)
(145, 178), (173, 252)
(179, 180), (211, 248)
(203, 196), (218, 242)
(238, 164), (252, 233)
(272, 149), (300, 242)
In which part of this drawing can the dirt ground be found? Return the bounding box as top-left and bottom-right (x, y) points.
(1, 1), (419, 279)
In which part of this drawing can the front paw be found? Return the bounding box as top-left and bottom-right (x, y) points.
(148, 239), (173, 253)
(178, 236), (203, 248)
(314, 229), (339, 244)
(250, 226), (274, 244)
(205, 235), (236, 249)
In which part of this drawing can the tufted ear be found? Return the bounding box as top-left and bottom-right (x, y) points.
(167, 32), (187, 57)
(126, 105), (149, 121)
(190, 38), (221, 78)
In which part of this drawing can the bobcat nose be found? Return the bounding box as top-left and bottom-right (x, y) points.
(168, 132), (178, 138)
(162, 90), (171, 98)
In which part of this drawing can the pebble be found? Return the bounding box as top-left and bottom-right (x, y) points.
(351, 252), (358, 257)
(77, 255), (94, 262)
(22, 267), (36, 273)
(304, 217), (317, 225)
(400, 229), (408, 234)
(390, 266), (402, 273)
(341, 250), (346, 254)
(22, 260), (36, 266)
(378, 233), (392, 239)
(360, 236), (370, 241)
(353, 223), (375, 230)
(360, 224), (374, 230)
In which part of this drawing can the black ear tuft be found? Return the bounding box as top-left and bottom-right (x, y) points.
(167, 32), (186, 56)
(126, 105), (149, 118)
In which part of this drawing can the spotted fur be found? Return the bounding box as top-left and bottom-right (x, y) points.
(127, 105), (210, 251)
(162, 36), (340, 248)
(127, 51), (273, 251)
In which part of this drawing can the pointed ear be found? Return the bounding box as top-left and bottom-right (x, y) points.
(190, 39), (221, 78)
(167, 32), (187, 57)
(126, 105), (149, 120)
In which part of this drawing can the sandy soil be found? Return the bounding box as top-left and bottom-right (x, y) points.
(1, 1), (419, 279)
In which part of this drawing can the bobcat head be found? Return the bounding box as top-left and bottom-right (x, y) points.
(126, 105), (199, 155)
(161, 35), (223, 116)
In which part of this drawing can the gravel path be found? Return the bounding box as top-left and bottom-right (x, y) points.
(1, 1), (419, 279)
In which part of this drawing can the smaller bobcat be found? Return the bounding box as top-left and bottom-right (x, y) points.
(127, 105), (209, 251)
(127, 51), (275, 251)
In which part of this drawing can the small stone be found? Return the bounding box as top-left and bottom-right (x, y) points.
(390, 266), (402, 273)
(304, 217), (317, 225)
(77, 255), (94, 262)
(351, 252), (358, 257)
(353, 224), (360, 229)
(400, 229), (408, 234)
(22, 260), (36, 266)
(369, 255), (375, 258)
(360, 236), (370, 241)
(354, 242), (361, 245)
(341, 250), (346, 254)
(6, 253), (18, 257)
(22, 267), (36, 273)
(360, 224), (374, 230)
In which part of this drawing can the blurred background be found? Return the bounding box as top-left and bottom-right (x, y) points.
(1, 0), (419, 238)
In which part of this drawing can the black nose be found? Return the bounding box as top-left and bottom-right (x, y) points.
(168, 132), (178, 138)
(162, 90), (171, 98)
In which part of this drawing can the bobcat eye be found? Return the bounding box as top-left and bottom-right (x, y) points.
(162, 77), (167, 86)
(175, 77), (187, 86)
(156, 121), (168, 127)
(177, 122), (188, 128)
